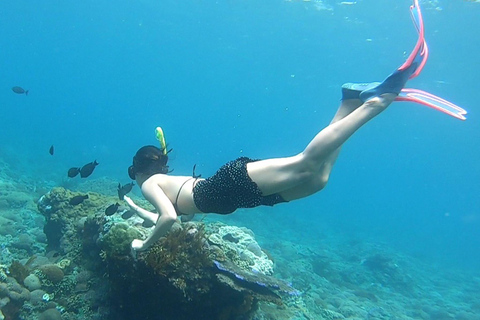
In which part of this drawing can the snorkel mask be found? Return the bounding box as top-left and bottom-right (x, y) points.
(128, 165), (136, 180)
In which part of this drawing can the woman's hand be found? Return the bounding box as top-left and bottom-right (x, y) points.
(123, 195), (137, 211)
(131, 239), (145, 251)
(130, 239), (145, 259)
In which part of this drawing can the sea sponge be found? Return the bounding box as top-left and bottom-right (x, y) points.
(39, 308), (62, 320)
(12, 234), (34, 251)
(0, 282), (8, 296)
(8, 286), (30, 302)
(23, 273), (41, 291)
(38, 264), (64, 284)
(30, 289), (48, 305)
(0, 297), (9, 308)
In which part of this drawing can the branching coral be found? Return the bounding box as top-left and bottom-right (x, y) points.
(141, 223), (212, 297)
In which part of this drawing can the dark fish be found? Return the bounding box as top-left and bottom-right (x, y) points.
(80, 160), (99, 178)
(105, 203), (120, 216)
(49, 145), (54, 156)
(121, 210), (135, 220)
(69, 194), (88, 205)
(117, 182), (135, 200)
(142, 220), (154, 228)
(12, 86), (28, 95)
(67, 167), (80, 178)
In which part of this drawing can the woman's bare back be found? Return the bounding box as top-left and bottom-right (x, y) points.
(145, 174), (203, 215)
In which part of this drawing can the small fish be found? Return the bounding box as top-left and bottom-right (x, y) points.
(121, 210), (135, 220)
(49, 145), (54, 156)
(142, 220), (155, 228)
(105, 203), (120, 216)
(117, 182), (135, 200)
(12, 86), (28, 95)
(80, 160), (99, 178)
(69, 194), (88, 205)
(67, 167), (80, 178)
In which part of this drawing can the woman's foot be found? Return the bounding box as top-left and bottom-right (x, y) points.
(363, 93), (397, 112)
(359, 63), (418, 102)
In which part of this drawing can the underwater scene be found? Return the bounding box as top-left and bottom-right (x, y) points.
(1, 0), (479, 319)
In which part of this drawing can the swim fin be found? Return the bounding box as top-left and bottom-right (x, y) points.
(359, 0), (426, 102)
(397, 0), (429, 80)
(396, 88), (467, 120)
(341, 82), (380, 100)
(358, 0), (467, 120)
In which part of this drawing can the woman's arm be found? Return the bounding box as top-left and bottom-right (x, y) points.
(125, 179), (177, 251)
(124, 195), (158, 224)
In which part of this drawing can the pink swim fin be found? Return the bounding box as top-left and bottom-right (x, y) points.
(398, 0), (428, 79)
(360, 0), (427, 102)
(395, 0), (467, 120)
(397, 89), (467, 121)
(361, 0), (467, 120)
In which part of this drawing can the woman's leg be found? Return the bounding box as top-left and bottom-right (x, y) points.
(277, 98), (363, 199)
(247, 93), (396, 200)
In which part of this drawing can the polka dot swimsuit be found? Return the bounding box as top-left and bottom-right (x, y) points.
(193, 157), (286, 214)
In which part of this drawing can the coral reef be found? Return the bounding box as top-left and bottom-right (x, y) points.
(206, 224), (274, 275)
(99, 223), (141, 258)
(8, 258), (34, 284)
(33, 187), (302, 319)
(37, 264), (64, 284)
(1, 161), (478, 320)
(37, 187), (106, 252)
(0, 184), (114, 320)
(38, 308), (62, 320)
(102, 221), (298, 320)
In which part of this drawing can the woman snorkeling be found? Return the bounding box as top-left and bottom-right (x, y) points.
(124, 0), (466, 253)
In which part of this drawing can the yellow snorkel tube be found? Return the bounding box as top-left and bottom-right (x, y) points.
(155, 127), (168, 155)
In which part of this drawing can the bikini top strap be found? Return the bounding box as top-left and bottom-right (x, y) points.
(175, 178), (191, 212)
(192, 164), (202, 179)
(174, 165), (202, 214)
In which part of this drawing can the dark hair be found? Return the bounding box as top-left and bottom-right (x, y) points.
(128, 145), (169, 180)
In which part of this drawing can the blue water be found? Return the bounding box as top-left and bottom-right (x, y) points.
(1, 0), (479, 275)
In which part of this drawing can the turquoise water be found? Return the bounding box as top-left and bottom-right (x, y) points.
(1, 0), (479, 317)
